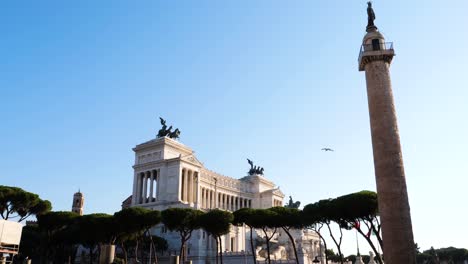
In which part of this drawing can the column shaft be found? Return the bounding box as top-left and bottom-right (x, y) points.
(149, 171), (154, 201)
(365, 59), (416, 264)
(142, 172), (148, 203)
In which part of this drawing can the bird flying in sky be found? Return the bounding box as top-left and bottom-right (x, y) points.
(321, 148), (334, 152)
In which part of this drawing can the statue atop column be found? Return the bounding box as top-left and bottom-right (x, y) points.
(366, 1), (378, 32)
(157, 117), (181, 139)
(247, 159), (264, 175)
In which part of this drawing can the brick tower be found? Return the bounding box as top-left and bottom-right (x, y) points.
(72, 190), (84, 216)
(358, 2), (416, 264)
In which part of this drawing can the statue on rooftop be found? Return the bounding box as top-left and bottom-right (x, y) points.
(157, 117), (181, 139)
(247, 159), (264, 175)
(284, 196), (301, 209)
(285, 196), (301, 209)
(367, 1), (378, 32)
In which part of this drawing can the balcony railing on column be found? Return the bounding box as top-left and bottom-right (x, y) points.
(358, 42), (394, 60)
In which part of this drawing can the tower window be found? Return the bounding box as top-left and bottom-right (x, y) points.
(372, 39), (380, 51)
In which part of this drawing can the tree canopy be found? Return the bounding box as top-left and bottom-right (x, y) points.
(161, 208), (203, 263)
(200, 209), (233, 264)
(0, 185), (52, 221)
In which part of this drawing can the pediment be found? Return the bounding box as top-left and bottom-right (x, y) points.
(181, 154), (204, 167)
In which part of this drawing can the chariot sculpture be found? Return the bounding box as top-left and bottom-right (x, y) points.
(157, 117), (181, 139)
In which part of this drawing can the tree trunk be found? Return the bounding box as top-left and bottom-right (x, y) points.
(121, 242), (128, 264)
(218, 236), (224, 264)
(214, 236), (219, 264)
(262, 228), (271, 264)
(89, 247), (93, 264)
(313, 227), (328, 264)
(147, 230), (158, 264)
(282, 227), (299, 264)
(356, 227), (383, 264)
(249, 226), (257, 264)
(326, 224), (344, 264)
(134, 240), (139, 263)
(179, 238), (185, 264)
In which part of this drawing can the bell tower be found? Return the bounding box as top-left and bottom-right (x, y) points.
(358, 2), (416, 263)
(72, 190), (84, 216)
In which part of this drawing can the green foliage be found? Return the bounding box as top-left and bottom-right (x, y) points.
(36, 211), (80, 263)
(161, 208), (203, 234)
(114, 207), (161, 240)
(303, 191), (383, 264)
(268, 206), (303, 229)
(233, 208), (256, 227)
(420, 246), (468, 263)
(75, 213), (114, 246)
(249, 208), (279, 229)
(200, 209), (233, 238)
(37, 211), (79, 234)
(161, 208), (204, 261)
(18, 225), (44, 260)
(0, 185), (52, 221)
(334, 191), (379, 224)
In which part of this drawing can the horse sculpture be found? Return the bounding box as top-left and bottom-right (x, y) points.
(157, 117), (181, 139)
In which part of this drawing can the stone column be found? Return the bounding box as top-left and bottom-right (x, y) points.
(194, 172), (199, 205)
(149, 171), (155, 202)
(144, 172), (148, 203)
(182, 169), (187, 202)
(210, 190), (214, 209)
(359, 26), (416, 263)
(188, 170), (193, 204)
(201, 188), (204, 208)
(223, 194), (226, 209)
(156, 170), (160, 201)
(132, 172), (138, 205)
(135, 173), (141, 204)
(204, 189), (208, 208)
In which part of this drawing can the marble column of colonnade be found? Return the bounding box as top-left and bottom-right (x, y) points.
(199, 188), (252, 211)
(135, 170), (160, 204)
(273, 200), (282, 207)
(180, 168), (198, 204)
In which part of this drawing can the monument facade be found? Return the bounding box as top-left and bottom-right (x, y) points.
(126, 129), (323, 263)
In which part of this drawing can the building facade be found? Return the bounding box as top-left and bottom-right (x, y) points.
(128, 135), (323, 263)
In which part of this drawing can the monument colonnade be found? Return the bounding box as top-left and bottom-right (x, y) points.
(199, 188), (252, 211)
(135, 169), (160, 204)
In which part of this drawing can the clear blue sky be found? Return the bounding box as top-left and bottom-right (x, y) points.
(1, 0), (467, 255)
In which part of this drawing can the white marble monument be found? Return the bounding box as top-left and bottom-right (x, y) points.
(124, 135), (323, 264)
